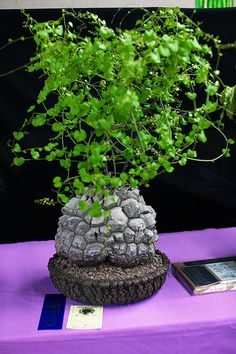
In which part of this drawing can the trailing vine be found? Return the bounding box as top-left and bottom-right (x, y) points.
(7, 8), (235, 216)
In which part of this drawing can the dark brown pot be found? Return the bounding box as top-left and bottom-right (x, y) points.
(48, 250), (170, 305)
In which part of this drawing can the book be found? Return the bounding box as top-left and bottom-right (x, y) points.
(172, 256), (236, 295)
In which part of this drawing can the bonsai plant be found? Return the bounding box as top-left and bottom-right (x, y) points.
(9, 8), (234, 304)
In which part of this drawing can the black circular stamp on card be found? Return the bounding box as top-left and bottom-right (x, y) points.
(79, 307), (95, 315)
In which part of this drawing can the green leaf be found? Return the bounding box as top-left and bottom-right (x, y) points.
(27, 105), (35, 113)
(100, 26), (114, 39)
(79, 200), (88, 211)
(150, 50), (161, 64)
(13, 131), (24, 141)
(79, 168), (91, 183)
(58, 193), (69, 204)
(52, 122), (64, 132)
(45, 151), (56, 161)
(179, 157), (187, 166)
(55, 25), (63, 36)
(44, 142), (58, 151)
(227, 138), (235, 145)
(159, 46), (171, 57)
(144, 30), (157, 44)
(32, 114), (46, 127)
(187, 149), (197, 158)
(129, 177), (138, 188)
(13, 157), (25, 166)
(186, 92), (197, 100)
(222, 148), (230, 157)
(104, 210), (110, 217)
(73, 178), (84, 190)
(128, 168), (136, 175)
(31, 150), (40, 159)
(89, 200), (102, 217)
(196, 66), (209, 84)
(120, 172), (128, 183)
(141, 171), (149, 180)
(98, 118), (112, 130)
(110, 177), (122, 188)
(56, 149), (64, 157)
(74, 129), (87, 142)
(148, 170), (157, 179)
(89, 209), (102, 217)
(79, 103), (90, 117)
(199, 118), (211, 129)
(164, 164), (174, 173)
(221, 85), (236, 119)
(73, 144), (83, 156)
(168, 41), (179, 52)
(185, 136), (195, 144)
(60, 159), (71, 169)
(13, 143), (21, 153)
(205, 101), (218, 114)
(206, 82), (219, 96)
(198, 131), (207, 143)
(53, 176), (62, 188)
(140, 153), (147, 163)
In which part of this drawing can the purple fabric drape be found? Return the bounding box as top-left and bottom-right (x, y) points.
(1, 227), (236, 354)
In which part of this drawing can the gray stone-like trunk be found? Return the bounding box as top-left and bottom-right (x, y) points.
(55, 188), (158, 267)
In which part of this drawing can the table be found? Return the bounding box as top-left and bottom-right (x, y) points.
(1, 227), (236, 354)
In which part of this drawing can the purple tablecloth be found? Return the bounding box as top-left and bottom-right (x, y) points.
(1, 227), (236, 354)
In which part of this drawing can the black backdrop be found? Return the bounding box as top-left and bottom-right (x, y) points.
(0, 7), (236, 244)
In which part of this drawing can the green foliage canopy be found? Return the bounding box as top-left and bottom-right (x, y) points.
(9, 8), (233, 214)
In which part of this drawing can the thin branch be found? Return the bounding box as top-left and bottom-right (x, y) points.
(0, 35), (33, 51)
(186, 124), (228, 163)
(0, 62), (29, 78)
